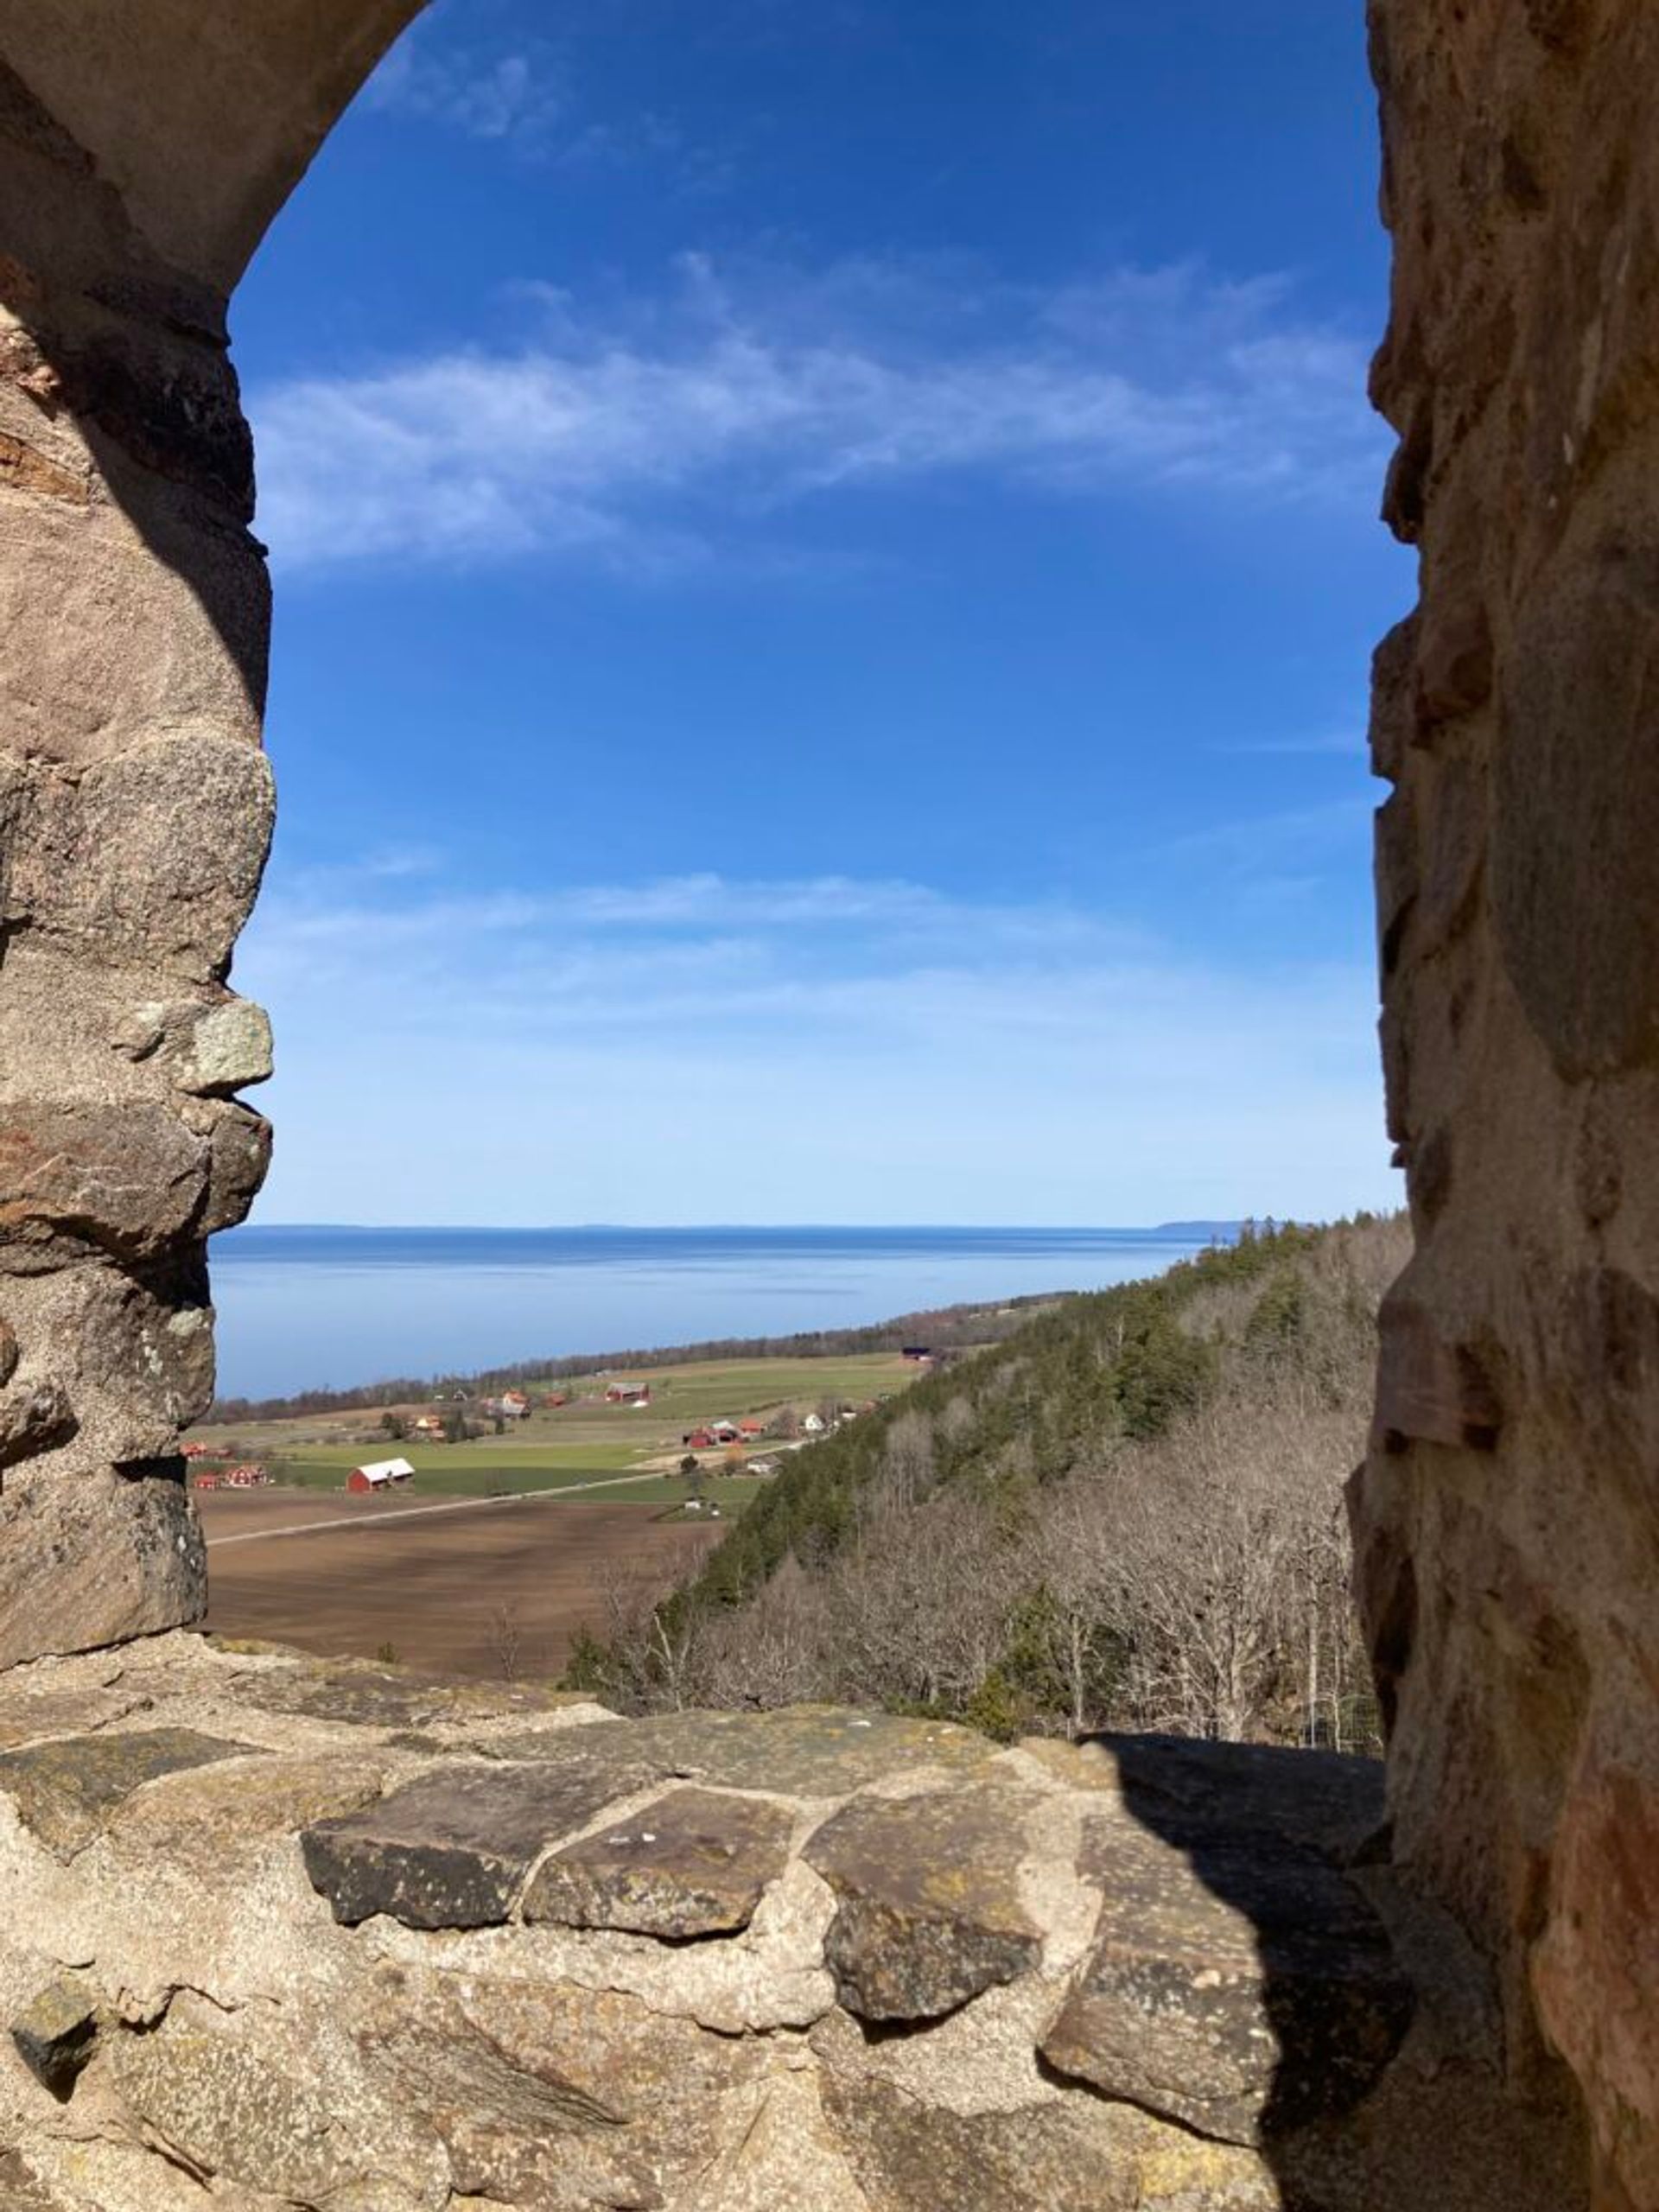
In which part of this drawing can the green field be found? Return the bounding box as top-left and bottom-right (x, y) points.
(189, 1350), (920, 1503)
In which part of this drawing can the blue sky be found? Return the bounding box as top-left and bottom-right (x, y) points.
(229, 0), (1409, 1225)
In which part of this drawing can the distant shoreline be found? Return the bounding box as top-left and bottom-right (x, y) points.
(214, 1218), (1243, 1243)
(207, 1222), (1244, 1412)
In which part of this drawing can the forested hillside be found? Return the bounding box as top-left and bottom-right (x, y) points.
(568, 1217), (1408, 1751)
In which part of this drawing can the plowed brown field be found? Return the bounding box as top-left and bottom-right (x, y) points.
(199, 1489), (720, 1680)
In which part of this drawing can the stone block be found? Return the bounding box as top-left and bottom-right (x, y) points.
(1041, 1802), (1413, 2145)
(10, 1974), (100, 2097)
(0, 1462), (207, 1671)
(804, 1786), (1044, 2021)
(108, 2013), (442, 2209)
(11, 731), (272, 977)
(519, 1704), (1001, 1798)
(0, 1378), (73, 1469)
(173, 999), (272, 1094)
(0, 1727), (257, 1855)
(524, 1783), (796, 1938)
(302, 1748), (667, 1928)
(0, 1099), (208, 1265)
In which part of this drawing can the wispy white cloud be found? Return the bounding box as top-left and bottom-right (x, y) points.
(233, 864), (1394, 1224)
(364, 35), (566, 145)
(361, 10), (696, 173)
(249, 255), (1384, 575)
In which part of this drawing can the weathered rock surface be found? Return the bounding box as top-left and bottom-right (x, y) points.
(507, 1702), (1001, 1794)
(0, 0), (401, 1661)
(0, 1724), (256, 1854)
(0, 1637), (1582, 2211)
(0, 1459), (207, 1670)
(1355, 3), (1659, 2200)
(0, 0), (1649, 2198)
(10, 1976), (99, 2097)
(524, 1783), (796, 1938)
(1041, 1806), (1413, 2144)
(302, 1748), (668, 1929)
(804, 1785), (1044, 2021)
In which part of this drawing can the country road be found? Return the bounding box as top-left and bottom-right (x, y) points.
(203, 1470), (678, 1548)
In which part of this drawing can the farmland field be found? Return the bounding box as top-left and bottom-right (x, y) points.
(188, 1349), (928, 1678)
(199, 1488), (732, 1679)
(188, 1351), (917, 1496)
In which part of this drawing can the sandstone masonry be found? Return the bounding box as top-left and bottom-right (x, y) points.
(0, 1637), (1583, 2212)
(0, 4), (1651, 2204)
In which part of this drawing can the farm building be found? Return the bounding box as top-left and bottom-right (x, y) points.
(738, 1419), (766, 1438)
(683, 1427), (715, 1449)
(410, 1414), (444, 1440)
(605, 1383), (652, 1406)
(347, 1457), (415, 1495)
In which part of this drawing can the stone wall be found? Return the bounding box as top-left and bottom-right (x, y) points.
(0, 1637), (1583, 2212)
(1352, 4), (1659, 2204)
(0, 3), (420, 1665)
(0, 3), (1653, 2205)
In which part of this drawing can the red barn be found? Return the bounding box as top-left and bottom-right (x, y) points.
(347, 1457), (415, 1495)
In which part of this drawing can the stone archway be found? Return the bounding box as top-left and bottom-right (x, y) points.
(0, 3), (1653, 2201)
(0, 1), (422, 1659)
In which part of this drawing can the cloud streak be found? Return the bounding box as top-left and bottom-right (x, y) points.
(364, 33), (567, 145)
(250, 256), (1384, 575)
(234, 864), (1394, 1224)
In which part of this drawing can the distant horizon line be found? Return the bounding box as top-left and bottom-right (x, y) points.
(214, 1217), (1253, 1235)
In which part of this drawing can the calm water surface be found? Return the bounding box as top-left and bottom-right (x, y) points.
(207, 1225), (1228, 1400)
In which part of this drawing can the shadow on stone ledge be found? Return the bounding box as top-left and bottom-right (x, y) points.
(1037, 1732), (1590, 2211)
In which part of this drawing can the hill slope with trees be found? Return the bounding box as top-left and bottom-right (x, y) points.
(568, 1216), (1408, 1751)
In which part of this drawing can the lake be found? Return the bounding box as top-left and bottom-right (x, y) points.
(207, 1224), (1231, 1401)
